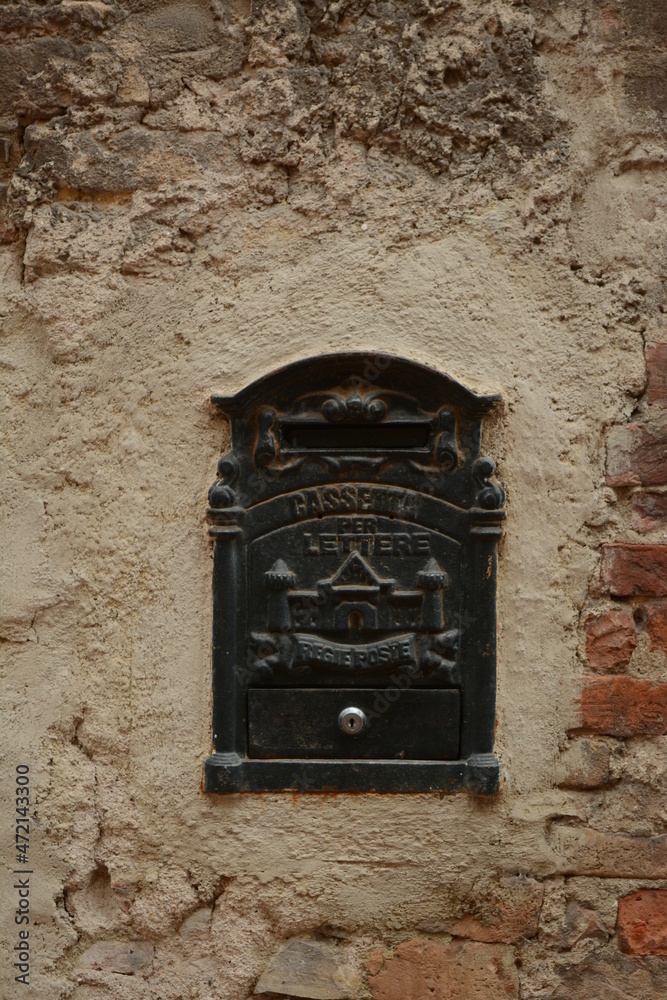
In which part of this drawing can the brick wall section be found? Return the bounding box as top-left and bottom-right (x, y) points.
(563, 339), (667, 969)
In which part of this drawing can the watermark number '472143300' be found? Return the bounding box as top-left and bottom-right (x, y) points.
(13, 764), (32, 987)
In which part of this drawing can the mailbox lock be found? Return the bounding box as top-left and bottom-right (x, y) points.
(338, 707), (367, 736)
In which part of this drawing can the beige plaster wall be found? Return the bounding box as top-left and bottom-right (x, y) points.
(1, 2), (665, 998)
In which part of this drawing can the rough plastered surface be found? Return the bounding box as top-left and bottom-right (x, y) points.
(0, 1), (666, 998)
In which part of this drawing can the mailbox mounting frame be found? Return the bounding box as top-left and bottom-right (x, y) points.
(204, 353), (505, 794)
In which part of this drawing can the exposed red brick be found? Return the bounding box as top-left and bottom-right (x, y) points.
(600, 543), (667, 597)
(579, 675), (667, 737)
(617, 889), (667, 956)
(647, 342), (667, 407)
(584, 610), (636, 672)
(368, 939), (518, 1000)
(420, 876), (543, 944)
(556, 739), (611, 789)
(632, 489), (667, 531)
(646, 603), (667, 655)
(606, 422), (667, 486)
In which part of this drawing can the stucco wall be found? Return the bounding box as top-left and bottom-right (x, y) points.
(1, 2), (666, 998)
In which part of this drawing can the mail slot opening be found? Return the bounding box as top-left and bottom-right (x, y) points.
(281, 421), (431, 450)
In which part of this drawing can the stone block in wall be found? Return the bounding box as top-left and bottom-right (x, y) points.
(21, 124), (231, 198)
(606, 422), (667, 486)
(584, 610), (636, 672)
(580, 675), (667, 737)
(556, 900), (610, 949)
(109, 878), (134, 909)
(601, 544), (667, 597)
(367, 938), (518, 1000)
(178, 906), (213, 939)
(549, 947), (667, 999)
(647, 343), (667, 406)
(77, 940), (154, 976)
(556, 739), (611, 788)
(632, 489), (667, 531)
(254, 938), (357, 999)
(551, 827), (667, 878)
(418, 875), (544, 944)
(617, 888), (667, 956)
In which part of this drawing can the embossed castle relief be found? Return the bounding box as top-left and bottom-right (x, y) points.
(204, 354), (504, 794)
(250, 539), (459, 686)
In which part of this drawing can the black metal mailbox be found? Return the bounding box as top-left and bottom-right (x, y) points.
(204, 354), (505, 794)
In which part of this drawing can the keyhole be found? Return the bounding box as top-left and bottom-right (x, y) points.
(338, 707), (367, 735)
(349, 610), (363, 630)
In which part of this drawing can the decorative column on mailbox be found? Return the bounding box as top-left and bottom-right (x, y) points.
(266, 560), (296, 632)
(205, 353), (505, 794)
(417, 559), (448, 631)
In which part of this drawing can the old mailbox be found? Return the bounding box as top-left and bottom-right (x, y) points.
(204, 354), (505, 794)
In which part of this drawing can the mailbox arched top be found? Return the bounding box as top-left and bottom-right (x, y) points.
(207, 352), (505, 514)
(211, 352), (500, 419)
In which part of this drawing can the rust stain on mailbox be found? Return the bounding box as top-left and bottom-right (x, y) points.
(204, 353), (505, 794)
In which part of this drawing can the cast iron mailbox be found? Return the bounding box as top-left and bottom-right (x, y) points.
(204, 354), (505, 794)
